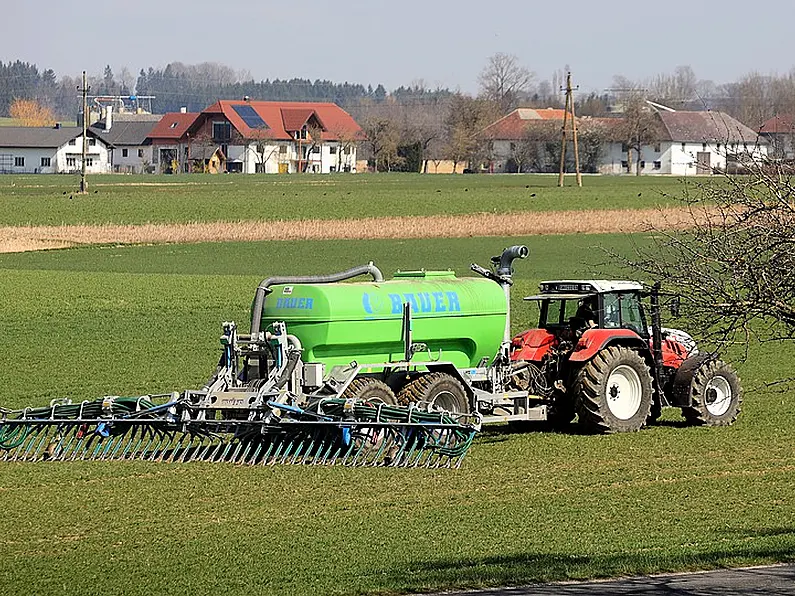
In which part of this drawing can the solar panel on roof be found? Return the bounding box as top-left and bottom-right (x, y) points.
(232, 104), (268, 129)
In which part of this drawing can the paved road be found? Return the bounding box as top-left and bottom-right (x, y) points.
(426, 564), (795, 595)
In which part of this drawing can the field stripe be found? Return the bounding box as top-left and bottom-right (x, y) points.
(0, 207), (697, 253)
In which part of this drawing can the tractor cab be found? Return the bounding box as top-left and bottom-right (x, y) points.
(525, 280), (649, 338)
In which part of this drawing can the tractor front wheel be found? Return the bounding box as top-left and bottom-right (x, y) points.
(397, 372), (469, 414)
(677, 358), (742, 426)
(574, 346), (653, 433)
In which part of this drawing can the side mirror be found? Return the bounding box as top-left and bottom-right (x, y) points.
(669, 296), (681, 318)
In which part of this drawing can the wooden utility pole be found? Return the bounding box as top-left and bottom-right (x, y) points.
(78, 71), (90, 193)
(558, 71), (582, 187)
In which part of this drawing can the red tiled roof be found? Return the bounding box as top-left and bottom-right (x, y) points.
(759, 115), (795, 134)
(148, 112), (200, 140)
(203, 100), (362, 141)
(480, 108), (569, 140)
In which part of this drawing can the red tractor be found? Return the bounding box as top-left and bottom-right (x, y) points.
(509, 280), (743, 433)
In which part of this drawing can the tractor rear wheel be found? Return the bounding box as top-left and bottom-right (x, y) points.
(677, 358), (742, 426)
(574, 346), (653, 433)
(342, 378), (397, 406)
(397, 372), (469, 414)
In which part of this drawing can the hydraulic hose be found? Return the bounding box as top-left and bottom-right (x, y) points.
(249, 263), (384, 336)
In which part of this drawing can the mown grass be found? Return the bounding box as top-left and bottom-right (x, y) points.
(0, 173), (692, 226)
(0, 234), (792, 596)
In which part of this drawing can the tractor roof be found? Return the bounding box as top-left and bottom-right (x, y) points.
(538, 280), (645, 294)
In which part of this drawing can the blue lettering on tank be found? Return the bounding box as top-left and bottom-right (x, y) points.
(275, 296), (314, 310)
(389, 293), (403, 314)
(445, 291), (461, 312)
(418, 292), (432, 312)
(403, 293), (419, 312)
(433, 292), (446, 312)
(362, 293), (373, 314)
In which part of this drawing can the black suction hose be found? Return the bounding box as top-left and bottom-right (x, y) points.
(250, 264), (384, 335)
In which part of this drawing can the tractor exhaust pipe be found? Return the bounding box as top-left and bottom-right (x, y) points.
(250, 263), (384, 336)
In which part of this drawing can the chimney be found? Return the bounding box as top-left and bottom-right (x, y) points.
(104, 105), (113, 132)
(180, 107), (187, 114)
(53, 122), (61, 129)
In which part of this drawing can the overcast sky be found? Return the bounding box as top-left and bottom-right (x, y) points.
(5, 0), (794, 94)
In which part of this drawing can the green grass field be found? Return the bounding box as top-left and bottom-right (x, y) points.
(0, 173), (692, 226)
(1, 233), (793, 595)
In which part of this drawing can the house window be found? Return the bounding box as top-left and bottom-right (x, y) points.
(653, 161), (661, 170)
(329, 146), (337, 154)
(681, 142), (686, 151)
(653, 143), (661, 152)
(329, 166), (336, 173)
(510, 142), (516, 152)
(621, 160), (629, 169)
(213, 121), (231, 141)
(279, 145), (287, 154)
(68, 139), (76, 145)
(85, 157), (94, 167)
(122, 148), (128, 157)
(14, 156), (24, 167)
(40, 157), (50, 167)
(138, 149), (144, 158)
(640, 160), (646, 168)
(66, 157), (76, 167)
(702, 143), (707, 151)
(343, 146), (351, 155)
(621, 143), (629, 152)
(311, 145), (320, 153)
(88, 138), (96, 146)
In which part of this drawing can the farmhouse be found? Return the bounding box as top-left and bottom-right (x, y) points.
(184, 100), (364, 173)
(90, 111), (161, 174)
(482, 107), (768, 175)
(0, 125), (110, 174)
(146, 111), (200, 174)
(599, 110), (768, 175)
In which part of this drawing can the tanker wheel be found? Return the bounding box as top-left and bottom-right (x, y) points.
(678, 359), (742, 426)
(342, 378), (397, 406)
(574, 346), (653, 433)
(397, 372), (469, 414)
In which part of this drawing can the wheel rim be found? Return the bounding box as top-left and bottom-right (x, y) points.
(605, 365), (643, 420)
(429, 389), (462, 413)
(705, 375), (732, 416)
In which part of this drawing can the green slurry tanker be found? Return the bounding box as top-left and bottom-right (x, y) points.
(0, 246), (742, 467)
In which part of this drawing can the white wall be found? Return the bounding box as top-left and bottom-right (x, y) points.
(236, 140), (356, 174)
(0, 148), (59, 173)
(112, 145), (154, 173)
(0, 136), (110, 174)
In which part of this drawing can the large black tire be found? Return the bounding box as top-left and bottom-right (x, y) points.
(342, 378), (397, 406)
(676, 358), (742, 426)
(574, 346), (654, 433)
(396, 372), (469, 414)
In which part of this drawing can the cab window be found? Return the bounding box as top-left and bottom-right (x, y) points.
(619, 293), (645, 335)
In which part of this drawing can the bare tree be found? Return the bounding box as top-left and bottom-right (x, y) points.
(478, 53), (533, 114)
(444, 94), (500, 172)
(626, 161), (795, 362)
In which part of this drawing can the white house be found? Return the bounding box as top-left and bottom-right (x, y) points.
(0, 125), (111, 174)
(598, 111), (768, 175)
(90, 111), (161, 173)
(184, 100), (363, 174)
(482, 108), (767, 175)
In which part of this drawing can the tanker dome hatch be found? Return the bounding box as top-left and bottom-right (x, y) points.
(538, 280), (645, 294)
